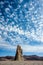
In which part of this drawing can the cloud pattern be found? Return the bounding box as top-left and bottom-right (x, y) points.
(0, 0), (43, 55)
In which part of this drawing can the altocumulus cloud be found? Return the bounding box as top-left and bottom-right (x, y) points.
(0, 37), (43, 53)
(0, 0), (43, 55)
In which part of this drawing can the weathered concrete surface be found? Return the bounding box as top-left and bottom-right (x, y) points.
(15, 45), (24, 61)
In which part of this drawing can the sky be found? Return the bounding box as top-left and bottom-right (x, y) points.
(0, 0), (43, 56)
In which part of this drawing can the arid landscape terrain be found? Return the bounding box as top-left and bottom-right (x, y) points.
(0, 61), (43, 65)
(0, 55), (43, 65)
(0, 46), (43, 65)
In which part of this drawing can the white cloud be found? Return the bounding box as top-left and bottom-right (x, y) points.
(21, 45), (43, 53)
(0, 31), (2, 34)
(20, 0), (23, 3)
(31, 16), (36, 21)
(30, 2), (33, 6)
(30, 28), (43, 42)
(0, 37), (16, 50)
(29, 6), (34, 11)
(24, 4), (27, 8)
(0, 1), (4, 5)
(0, 0), (43, 46)
(0, 13), (2, 15)
(8, 5), (12, 8)
(0, 43), (16, 50)
(5, 8), (10, 13)
(0, 32), (43, 53)
(0, 23), (43, 42)
(25, 31), (31, 38)
(34, 10), (38, 14)
(0, 37), (43, 53)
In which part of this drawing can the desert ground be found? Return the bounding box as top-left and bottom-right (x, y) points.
(0, 61), (43, 65)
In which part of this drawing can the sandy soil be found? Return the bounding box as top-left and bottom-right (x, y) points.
(0, 61), (43, 65)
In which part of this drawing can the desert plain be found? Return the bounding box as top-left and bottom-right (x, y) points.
(0, 61), (43, 65)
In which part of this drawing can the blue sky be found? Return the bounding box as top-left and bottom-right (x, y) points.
(0, 0), (43, 56)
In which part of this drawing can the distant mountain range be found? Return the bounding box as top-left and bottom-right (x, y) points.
(24, 55), (43, 61)
(0, 55), (43, 61)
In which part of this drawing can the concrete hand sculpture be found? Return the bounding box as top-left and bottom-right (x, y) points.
(15, 45), (24, 61)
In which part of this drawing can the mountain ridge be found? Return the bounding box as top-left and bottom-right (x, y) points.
(0, 55), (43, 61)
